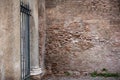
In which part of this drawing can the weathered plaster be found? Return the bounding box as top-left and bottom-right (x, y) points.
(0, 0), (20, 80)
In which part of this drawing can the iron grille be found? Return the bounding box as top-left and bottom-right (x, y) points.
(20, 1), (31, 80)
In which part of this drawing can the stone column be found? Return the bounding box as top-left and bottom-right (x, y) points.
(38, 0), (46, 76)
(29, 0), (42, 75)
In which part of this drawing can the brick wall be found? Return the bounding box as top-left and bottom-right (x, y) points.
(45, 0), (120, 76)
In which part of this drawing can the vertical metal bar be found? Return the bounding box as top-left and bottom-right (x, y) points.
(22, 2), (24, 80)
(26, 4), (28, 76)
(25, 4), (28, 77)
(21, 1), (24, 80)
(27, 4), (30, 78)
(23, 9), (25, 80)
(20, 1), (23, 80)
(24, 4), (26, 79)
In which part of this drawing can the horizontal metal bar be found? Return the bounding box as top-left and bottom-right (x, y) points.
(20, 2), (31, 16)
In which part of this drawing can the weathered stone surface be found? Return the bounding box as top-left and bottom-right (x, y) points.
(42, 76), (120, 80)
(45, 0), (120, 76)
(39, 0), (46, 75)
(0, 0), (20, 80)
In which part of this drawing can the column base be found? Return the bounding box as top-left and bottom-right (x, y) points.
(30, 68), (42, 75)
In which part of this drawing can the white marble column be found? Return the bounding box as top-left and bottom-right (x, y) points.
(29, 0), (42, 75)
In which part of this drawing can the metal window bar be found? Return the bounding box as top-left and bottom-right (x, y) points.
(20, 1), (31, 80)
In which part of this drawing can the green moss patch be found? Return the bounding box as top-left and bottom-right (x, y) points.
(90, 71), (120, 77)
(64, 71), (71, 76)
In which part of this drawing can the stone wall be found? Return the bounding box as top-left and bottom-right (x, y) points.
(45, 0), (120, 76)
(0, 0), (20, 80)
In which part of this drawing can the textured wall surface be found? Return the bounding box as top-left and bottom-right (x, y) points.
(45, 0), (120, 76)
(0, 0), (20, 80)
(39, 0), (46, 73)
